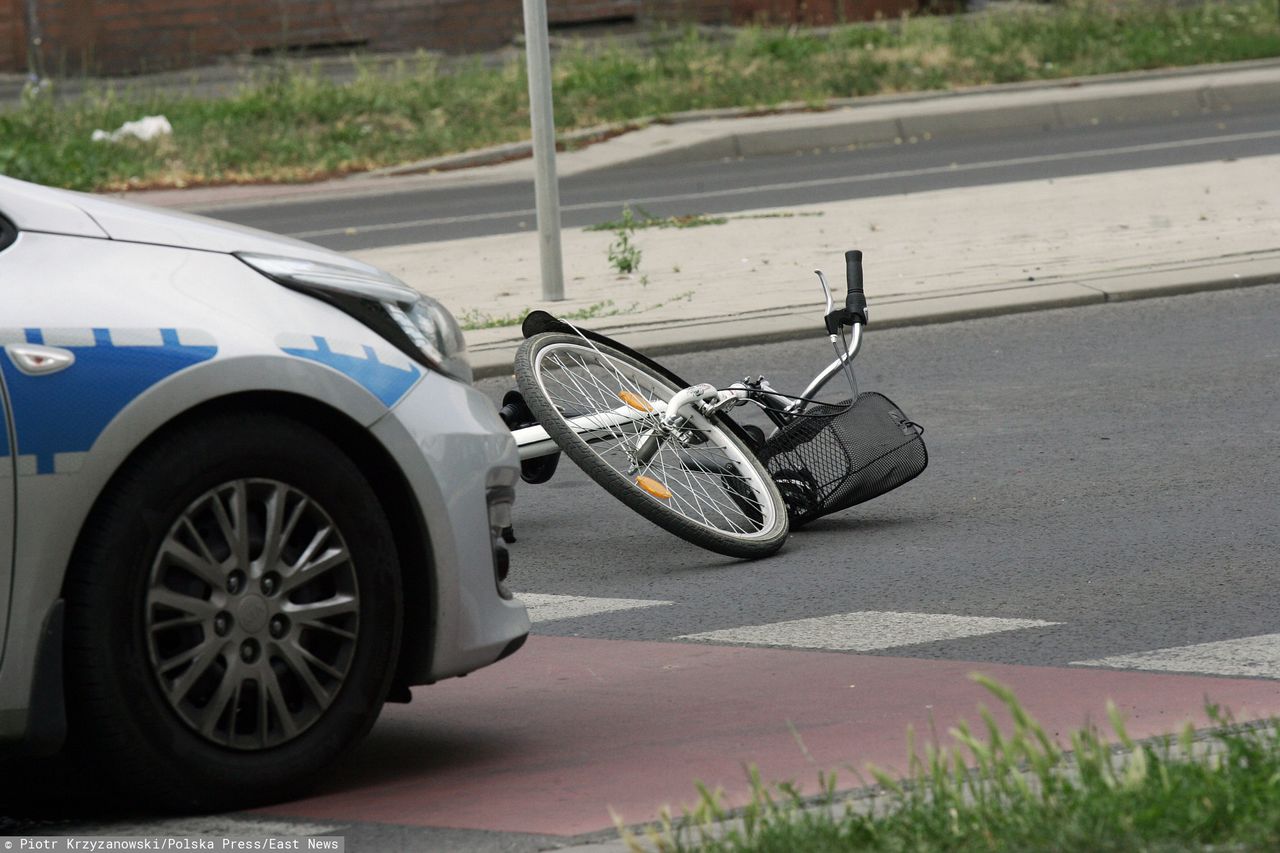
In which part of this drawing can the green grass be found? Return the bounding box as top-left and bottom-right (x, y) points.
(588, 208), (731, 232)
(4, 0), (1280, 192)
(588, 209), (825, 231)
(622, 676), (1280, 852)
(457, 290), (694, 329)
(459, 298), (629, 330)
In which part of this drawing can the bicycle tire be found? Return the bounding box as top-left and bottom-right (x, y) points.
(514, 332), (788, 559)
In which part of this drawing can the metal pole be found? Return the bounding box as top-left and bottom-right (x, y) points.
(24, 0), (44, 83)
(521, 0), (566, 302)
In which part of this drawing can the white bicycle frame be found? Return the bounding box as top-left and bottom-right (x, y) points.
(510, 267), (865, 461)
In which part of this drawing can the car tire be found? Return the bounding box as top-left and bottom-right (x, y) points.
(63, 413), (402, 810)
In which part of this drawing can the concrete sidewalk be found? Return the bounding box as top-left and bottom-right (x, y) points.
(112, 60), (1280, 378)
(356, 151), (1280, 380)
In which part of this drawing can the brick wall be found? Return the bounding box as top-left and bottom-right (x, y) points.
(730, 0), (918, 25)
(2, 0), (25, 75)
(552, 0), (641, 24)
(2, 0), (921, 75)
(35, 0), (381, 74)
(357, 0), (524, 55)
(642, 0), (734, 26)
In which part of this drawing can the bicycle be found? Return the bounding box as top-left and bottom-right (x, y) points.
(499, 250), (928, 560)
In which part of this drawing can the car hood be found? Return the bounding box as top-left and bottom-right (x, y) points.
(0, 175), (381, 274)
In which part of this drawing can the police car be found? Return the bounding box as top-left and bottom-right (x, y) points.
(0, 175), (529, 808)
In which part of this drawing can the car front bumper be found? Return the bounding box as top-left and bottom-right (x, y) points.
(373, 370), (530, 684)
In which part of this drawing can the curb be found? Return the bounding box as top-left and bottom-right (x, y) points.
(467, 253), (1280, 380)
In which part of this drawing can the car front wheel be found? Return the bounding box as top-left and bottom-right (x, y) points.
(63, 413), (402, 809)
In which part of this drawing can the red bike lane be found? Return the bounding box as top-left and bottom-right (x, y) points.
(257, 635), (1280, 837)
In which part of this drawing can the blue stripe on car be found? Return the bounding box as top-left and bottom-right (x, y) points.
(281, 336), (420, 408)
(1, 329), (217, 475)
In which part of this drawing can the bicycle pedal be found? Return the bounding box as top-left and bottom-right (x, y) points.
(520, 451), (560, 484)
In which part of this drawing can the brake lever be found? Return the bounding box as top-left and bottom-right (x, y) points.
(814, 269), (835, 317)
(815, 269), (845, 338)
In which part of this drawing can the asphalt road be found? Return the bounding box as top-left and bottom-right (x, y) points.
(203, 101), (1280, 252)
(482, 282), (1280, 665)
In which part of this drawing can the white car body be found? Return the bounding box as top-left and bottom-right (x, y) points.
(0, 176), (528, 802)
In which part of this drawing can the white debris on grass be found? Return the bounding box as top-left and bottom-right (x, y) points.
(91, 115), (172, 143)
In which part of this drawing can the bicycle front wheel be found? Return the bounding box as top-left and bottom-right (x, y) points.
(514, 332), (788, 559)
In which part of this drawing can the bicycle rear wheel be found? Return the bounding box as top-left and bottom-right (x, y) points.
(514, 332), (788, 559)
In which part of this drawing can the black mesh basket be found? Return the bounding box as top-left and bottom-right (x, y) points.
(756, 392), (927, 527)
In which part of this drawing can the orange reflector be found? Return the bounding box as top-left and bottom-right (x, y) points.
(635, 476), (672, 500)
(618, 390), (654, 412)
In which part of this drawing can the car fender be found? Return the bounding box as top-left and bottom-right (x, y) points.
(371, 373), (526, 682)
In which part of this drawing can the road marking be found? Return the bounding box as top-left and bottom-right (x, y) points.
(678, 610), (1058, 651)
(518, 592), (673, 623)
(1073, 634), (1280, 679)
(285, 128), (1280, 240)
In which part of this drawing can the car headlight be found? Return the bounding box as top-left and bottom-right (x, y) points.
(237, 252), (472, 384)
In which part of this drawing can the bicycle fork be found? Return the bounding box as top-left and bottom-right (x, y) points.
(629, 383), (719, 469)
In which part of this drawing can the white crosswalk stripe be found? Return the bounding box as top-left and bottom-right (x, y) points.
(518, 592), (673, 623)
(1073, 633), (1280, 679)
(677, 610), (1058, 651)
(513, 596), (1280, 677)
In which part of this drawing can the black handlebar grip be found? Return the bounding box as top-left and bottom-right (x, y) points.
(844, 249), (868, 324)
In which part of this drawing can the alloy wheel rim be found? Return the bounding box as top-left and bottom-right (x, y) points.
(144, 478), (360, 750)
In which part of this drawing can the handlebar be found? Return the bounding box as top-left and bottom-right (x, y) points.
(844, 249), (868, 325)
(821, 248), (869, 334)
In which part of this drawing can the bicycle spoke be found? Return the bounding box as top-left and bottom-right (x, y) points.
(544, 353), (656, 453)
(650, 439), (752, 534)
(628, 412), (754, 530)
(542, 353), (669, 469)
(670, 438), (760, 532)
